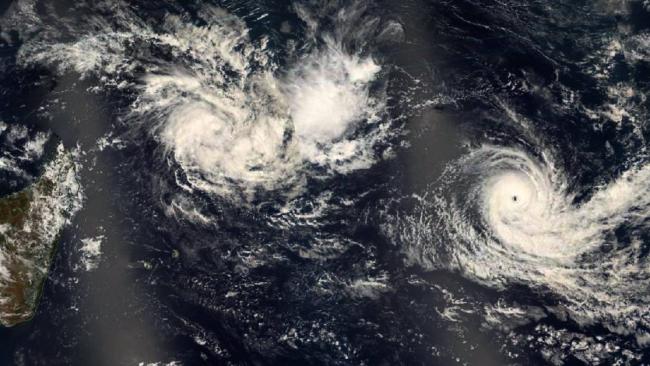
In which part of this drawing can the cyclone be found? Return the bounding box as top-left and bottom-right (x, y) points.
(5, 0), (650, 364)
(398, 142), (650, 332)
(6, 1), (393, 206)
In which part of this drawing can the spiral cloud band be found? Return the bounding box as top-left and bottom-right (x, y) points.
(391, 144), (650, 333)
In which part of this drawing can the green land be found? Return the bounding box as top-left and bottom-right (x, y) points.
(0, 146), (80, 327)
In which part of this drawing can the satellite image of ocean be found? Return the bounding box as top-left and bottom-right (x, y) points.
(0, 0), (650, 365)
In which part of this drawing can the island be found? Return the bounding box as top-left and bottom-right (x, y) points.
(0, 144), (82, 327)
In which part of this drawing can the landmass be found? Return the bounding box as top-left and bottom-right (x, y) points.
(0, 144), (82, 327)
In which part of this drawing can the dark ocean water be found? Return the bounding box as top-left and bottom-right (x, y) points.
(0, 0), (649, 365)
